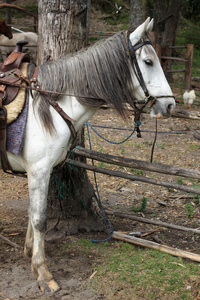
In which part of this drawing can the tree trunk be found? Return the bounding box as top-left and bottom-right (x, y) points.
(161, 0), (185, 80)
(6, 0), (12, 27)
(153, 0), (167, 44)
(37, 0), (107, 235)
(162, 0), (185, 46)
(130, 0), (144, 28)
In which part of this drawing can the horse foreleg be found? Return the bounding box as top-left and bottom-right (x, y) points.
(24, 216), (33, 258)
(27, 169), (60, 293)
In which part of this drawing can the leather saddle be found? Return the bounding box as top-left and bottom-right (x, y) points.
(0, 40), (30, 171)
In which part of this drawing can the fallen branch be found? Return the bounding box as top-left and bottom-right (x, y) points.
(0, 234), (22, 249)
(105, 210), (200, 234)
(171, 110), (200, 120)
(193, 130), (200, 140)
(68, 159), (200, 195)
(74, 147), (200, 179)
(112, 231), (200, 262)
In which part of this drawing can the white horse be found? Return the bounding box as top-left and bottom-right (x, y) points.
(1, 18), (175, 292)
(0, 31), (38, 61)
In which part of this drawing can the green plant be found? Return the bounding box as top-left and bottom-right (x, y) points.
(185, 202), (194, 218)
(97, 162), (107, 168)
(187, 144), (200, 151)
(130, 197), (147, 212)
(121, 148), (125, 155)
(160, 144), (166, 149)
(176, 177), (184, 185)
(192, 183), (200, 204)
(130, 168), (143, 176)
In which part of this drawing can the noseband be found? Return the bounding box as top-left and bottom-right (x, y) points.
(126, 33), (175, 111)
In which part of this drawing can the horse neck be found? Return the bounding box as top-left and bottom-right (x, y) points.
(59, 96), (99, 131)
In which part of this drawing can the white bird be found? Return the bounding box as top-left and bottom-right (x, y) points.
(183, 90), (196, 109)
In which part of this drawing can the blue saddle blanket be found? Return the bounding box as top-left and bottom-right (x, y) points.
(6, 91), (29, 155)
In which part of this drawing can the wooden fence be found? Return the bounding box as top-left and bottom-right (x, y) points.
(155, 44), (194, 90)
(68, 146), (200, 195)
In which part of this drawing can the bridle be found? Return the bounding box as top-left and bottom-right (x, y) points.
(126, 33), (175, 116)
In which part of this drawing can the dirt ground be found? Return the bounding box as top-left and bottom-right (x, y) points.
(0, 95), (200, 299)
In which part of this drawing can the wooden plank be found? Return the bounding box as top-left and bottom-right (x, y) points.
(172, 110), (200, 120)
(161, 56), (187, 62)
(74, 147), (200, 179)
(67, 159), (200, 195)
(185, 44), (194, 90)
(112, 231), (200, 262)
(105, 211), (200, 234)
(169, 46), (187, 49)
(166, 69), (185, 73)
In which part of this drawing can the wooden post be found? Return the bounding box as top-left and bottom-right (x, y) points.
(185, 44), (194, 90)
(161, 45), (170, 75)
(154, 44), (161, 62)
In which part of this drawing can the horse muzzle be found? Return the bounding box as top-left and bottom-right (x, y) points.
(150, 96), (176, 118)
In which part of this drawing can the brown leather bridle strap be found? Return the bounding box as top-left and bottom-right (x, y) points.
(40, 91), (77, 140)
(31, 66), (38, 84)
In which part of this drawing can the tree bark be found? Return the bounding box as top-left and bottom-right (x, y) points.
(38, 0), (90, 64)
(161, 0), (185, 79)
(38, 0), (107, 235)
(153, 0), (167, 44)
(130, 0), (144, 28)
(162, 0), (185, 46)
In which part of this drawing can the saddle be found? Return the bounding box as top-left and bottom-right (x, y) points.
(0, 40), (30, 171)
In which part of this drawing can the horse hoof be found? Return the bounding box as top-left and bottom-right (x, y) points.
(39, 279), (60, 293)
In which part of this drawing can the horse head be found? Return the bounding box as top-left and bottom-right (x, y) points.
(128, 18), (175, 118)
(0, 20), (13, 39)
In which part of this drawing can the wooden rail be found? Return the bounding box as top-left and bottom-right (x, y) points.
(155, 44), (194, 90)
(67, 147), (200, 195)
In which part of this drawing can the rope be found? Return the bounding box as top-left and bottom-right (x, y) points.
(86, 124), (187, 135)
(86, 122), (114, 243)
(52, 163), (88, 209)
(86, 119), (142, 242)
(86, 121), (140, 144)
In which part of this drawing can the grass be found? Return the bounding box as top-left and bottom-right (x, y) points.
(187, 144), (200, 151)
(85, 241), (200, 299)
(56, 238), (200, 299)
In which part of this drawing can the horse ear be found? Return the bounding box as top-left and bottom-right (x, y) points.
(129, 17), (152, 46)
(146, 18), (154, 33)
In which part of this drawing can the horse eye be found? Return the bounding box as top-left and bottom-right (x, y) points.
(145, 59), (153, 66)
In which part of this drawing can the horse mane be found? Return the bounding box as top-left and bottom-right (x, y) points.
(35, 31), (137, 132)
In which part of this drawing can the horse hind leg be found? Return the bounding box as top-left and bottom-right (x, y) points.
(27, 168), (60, 293)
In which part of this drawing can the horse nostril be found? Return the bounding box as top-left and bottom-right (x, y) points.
(167, 103), (174, 113)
